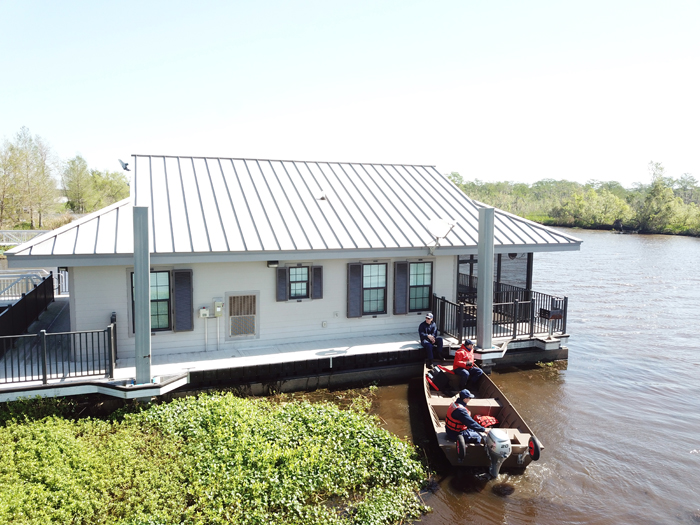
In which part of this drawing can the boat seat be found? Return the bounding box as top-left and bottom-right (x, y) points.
(500, 428), (531, 446)
(435, 424), (478, 448)
(430, 396), (502, 420)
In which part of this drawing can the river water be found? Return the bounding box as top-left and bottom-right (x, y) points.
(372, 228), (700, 525)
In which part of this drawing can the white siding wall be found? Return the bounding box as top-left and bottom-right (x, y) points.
(72, 266), (129, 333)
(71, 255), (457, 361)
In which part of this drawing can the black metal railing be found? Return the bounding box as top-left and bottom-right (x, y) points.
(0, 274), (54, 337)
(457, 274), (567, 334)
(0, 325), (116, 384)
(434, 292), (567, 345)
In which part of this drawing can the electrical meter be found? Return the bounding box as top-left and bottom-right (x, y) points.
(214, 301), (224, 317)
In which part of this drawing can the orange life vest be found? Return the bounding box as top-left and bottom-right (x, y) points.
(454, 346), (474, 370)
(445, 401), (471, 433)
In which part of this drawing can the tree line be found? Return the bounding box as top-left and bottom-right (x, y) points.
(0, 127), (129, 230)
(449, 162), (700, 236)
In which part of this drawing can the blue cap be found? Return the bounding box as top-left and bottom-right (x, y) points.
(465, 339), (474, 346)
(459, 389), (475, 399)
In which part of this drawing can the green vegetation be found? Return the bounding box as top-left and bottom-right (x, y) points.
(0, 392), (429, 525)
(449, 161), (700, 236)
(0, 127), (129, 229)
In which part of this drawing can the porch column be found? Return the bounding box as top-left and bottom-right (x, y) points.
(133, 206), (151, 385)
(476, 207), (494, 350)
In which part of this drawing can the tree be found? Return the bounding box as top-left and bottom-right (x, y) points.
(0, 127), (58, 228)
(636, 162), (686, 233)
(90, 169), (130, 209)
(62, 155), (96, 214)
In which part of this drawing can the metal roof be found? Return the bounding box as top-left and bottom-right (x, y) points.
(6, 156), (581, 266)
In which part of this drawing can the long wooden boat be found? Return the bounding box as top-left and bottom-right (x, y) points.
(424, 362), (543, 475)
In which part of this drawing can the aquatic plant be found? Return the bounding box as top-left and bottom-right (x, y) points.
(0, 392), (429, 524)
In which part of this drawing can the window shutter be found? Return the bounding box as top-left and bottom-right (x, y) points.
(311, 266), (323, 299)
(394, 261), (409, 315)
(276, 267), (289, 301)
(347, 263), (362, 318)
(172, 269), (193, 331)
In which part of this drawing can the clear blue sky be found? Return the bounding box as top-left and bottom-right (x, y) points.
(1, 1), (698, 187)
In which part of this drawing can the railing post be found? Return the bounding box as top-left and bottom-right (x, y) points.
(41, 330), (48, 384)
(512, 299), (519, 340)
(562, 296), (568, 334)
(21, 293), (26, 333)
(438, 296), (446, 335)
(107, 324), (116, 378)
(457, 302), (464, 345)
(111, 312), (117, 365)
(529, 298), (535, 338)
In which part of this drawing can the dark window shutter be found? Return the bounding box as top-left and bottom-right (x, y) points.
(394, 261), (409, 315)
(172, 269), (193, 331)
(311, 266), (323, 299)
(347, 263), (362, 318)
(276, 267), (289, 302)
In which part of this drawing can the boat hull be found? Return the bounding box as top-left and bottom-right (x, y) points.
(424, 363), (543, 469)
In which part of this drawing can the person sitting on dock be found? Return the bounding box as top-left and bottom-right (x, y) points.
(445, 389), (487, 444)
(453, 339), (483, 390)
(419, 313), (444, 365)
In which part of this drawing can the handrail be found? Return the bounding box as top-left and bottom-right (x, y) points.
(0, 230), (49, 246)
(0, 274), (55, 337)
(434, 291), (567, 344)
(0, 324), (115, 384)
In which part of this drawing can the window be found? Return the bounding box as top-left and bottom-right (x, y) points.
(363, 264), (387, 314)
(130, 269), (193, 333)
(347, 262), (388, 317)
(409, 262), (432, 311)
(276, 265), (323, 301)
(393, 260), (433, 315)
(229, 294), (257, 337)
(132, 271), (171, 331)
(289, 267), (309, 299)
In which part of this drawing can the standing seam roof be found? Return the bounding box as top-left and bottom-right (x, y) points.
(6, 155), (582, 258)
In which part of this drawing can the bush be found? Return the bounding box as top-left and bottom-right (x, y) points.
(0, 393), (429, 524)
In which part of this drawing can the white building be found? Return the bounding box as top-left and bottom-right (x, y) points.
(6, 156), (581, 366)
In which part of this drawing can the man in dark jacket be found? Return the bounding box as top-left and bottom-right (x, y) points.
(419, 312), (444, 365)
(445, 389), (487, 444)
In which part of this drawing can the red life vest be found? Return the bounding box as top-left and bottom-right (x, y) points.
(445, 401), (471, 433)
(454, 345), (474, 370)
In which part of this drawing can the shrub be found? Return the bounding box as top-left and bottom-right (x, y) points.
(0, 392), (429, 524)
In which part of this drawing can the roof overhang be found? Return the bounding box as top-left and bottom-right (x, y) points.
(6, 242), (581, 268)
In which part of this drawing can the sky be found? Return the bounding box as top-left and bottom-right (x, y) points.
(1, 0), (699, 188)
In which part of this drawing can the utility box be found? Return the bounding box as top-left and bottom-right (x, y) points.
(199, 307), (210, 318)
(213, 301), (224, 317)
(540, 308), (563, 320)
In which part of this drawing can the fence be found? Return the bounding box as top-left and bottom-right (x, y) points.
(0, 230), (48, 246)
(0, 325), (116, 384)
(0, 274), (54, 337)
(434, 293), (567, 345)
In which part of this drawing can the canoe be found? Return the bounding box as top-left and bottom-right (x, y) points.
(424, 362), (543, 475)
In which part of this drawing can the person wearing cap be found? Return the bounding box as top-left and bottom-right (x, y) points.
(419, 312), (444, 365)
(453, 339), (484, 390)
(445, 389), (487, 444)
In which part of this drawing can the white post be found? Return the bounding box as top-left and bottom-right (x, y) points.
(133, 206), (151, 385)
(477, 207), (495, 350)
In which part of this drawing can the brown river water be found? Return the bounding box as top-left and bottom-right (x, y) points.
(371, 229), (700, 525)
